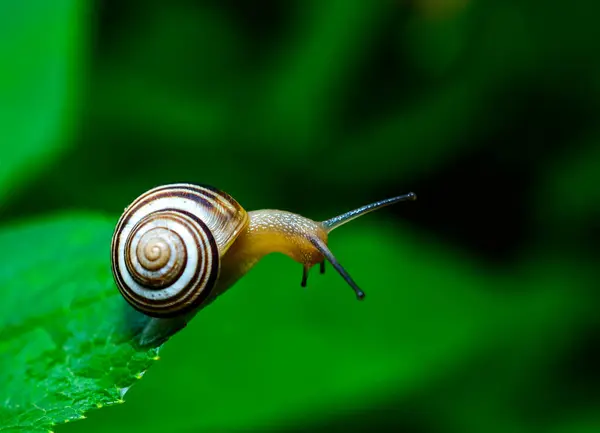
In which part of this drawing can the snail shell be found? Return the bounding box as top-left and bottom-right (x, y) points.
(111, 184), (248, 318)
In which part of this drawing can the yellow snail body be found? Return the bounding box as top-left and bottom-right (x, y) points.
(111, 183), (416, 343)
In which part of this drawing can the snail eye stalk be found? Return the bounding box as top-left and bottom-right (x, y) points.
(312, 191), (417, 299)
(309, 236), (365, 300)
(321, 192), (416, 233)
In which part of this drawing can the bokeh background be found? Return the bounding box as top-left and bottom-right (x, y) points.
(1, 0), (599, 432)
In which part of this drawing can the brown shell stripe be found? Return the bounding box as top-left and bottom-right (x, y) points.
(116, 184), (242, 235)
(123, 214), (188, 290)
(114, 210), (219, 317)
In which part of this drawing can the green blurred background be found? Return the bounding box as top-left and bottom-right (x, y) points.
(1, 0), (599, 431)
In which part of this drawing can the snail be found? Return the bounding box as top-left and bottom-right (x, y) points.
(111, 184), (416, 344)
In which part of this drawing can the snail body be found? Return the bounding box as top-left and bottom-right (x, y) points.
(111, 183), (416, 324)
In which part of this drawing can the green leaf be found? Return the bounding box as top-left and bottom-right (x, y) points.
(0, 1), (84, 202)
(0, 217), (582, 433)
(0, 214), (159, 433)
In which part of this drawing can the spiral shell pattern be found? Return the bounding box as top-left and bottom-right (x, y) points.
(111, 184), (248, 317)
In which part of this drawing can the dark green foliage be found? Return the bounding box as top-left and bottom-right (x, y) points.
(0, 1), (598, 432)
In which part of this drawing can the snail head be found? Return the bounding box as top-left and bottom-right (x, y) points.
(247, 192), (417, 300)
